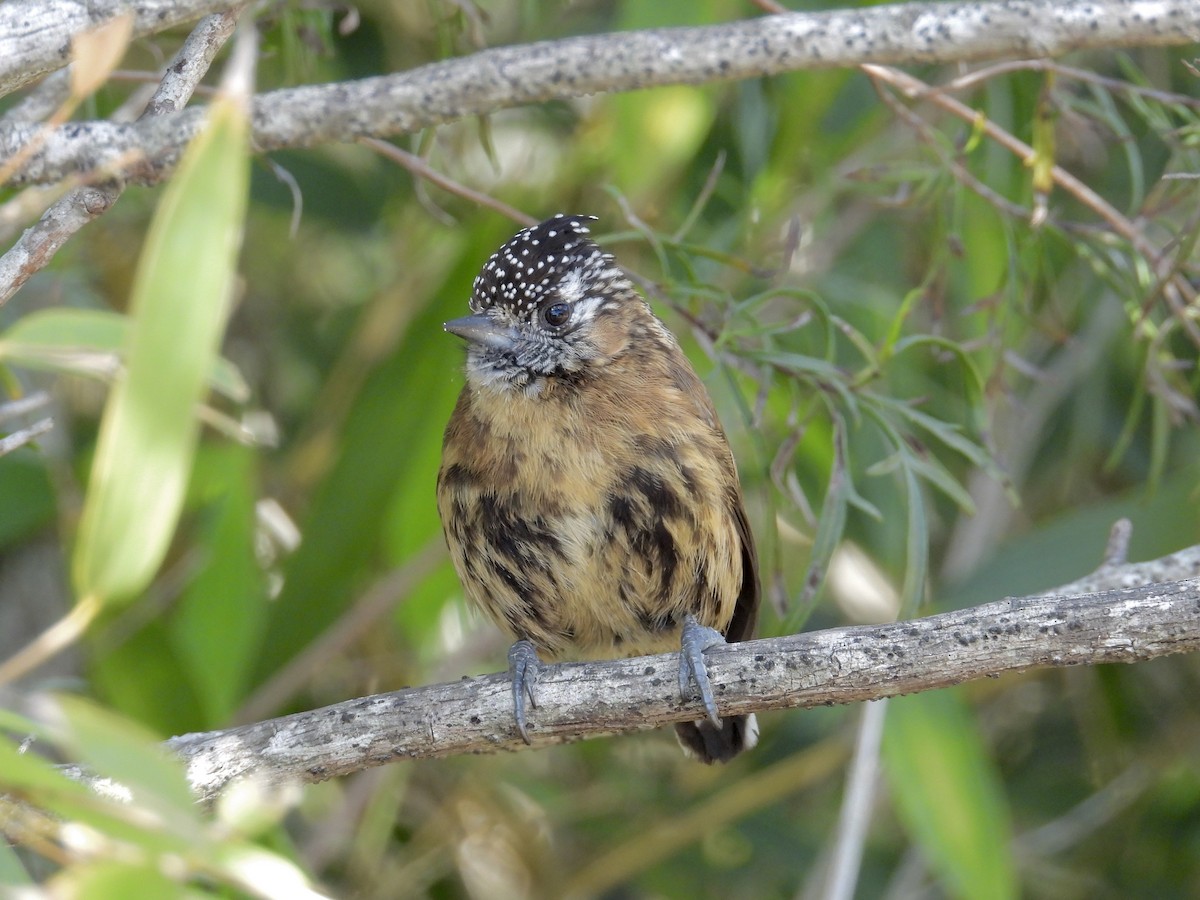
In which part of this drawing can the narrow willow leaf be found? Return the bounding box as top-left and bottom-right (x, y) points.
(786, 414), (850, 627)
(904, 451), (978, 514)
(899, 463), (929, 619)
(884, 690), (1017, 900)
(72, 93), (248, 606)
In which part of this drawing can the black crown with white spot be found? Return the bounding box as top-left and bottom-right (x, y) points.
(469, 214), (624, 316)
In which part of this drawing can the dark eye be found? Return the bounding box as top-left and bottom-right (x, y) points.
(540, 302), (570, 328)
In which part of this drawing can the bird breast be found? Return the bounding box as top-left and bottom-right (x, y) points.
(438, 369), (744, 660)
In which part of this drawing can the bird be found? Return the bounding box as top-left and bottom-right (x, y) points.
(437, 214), (759, 763)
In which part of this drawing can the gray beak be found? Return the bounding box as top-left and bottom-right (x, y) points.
(444, 315), (520, 352)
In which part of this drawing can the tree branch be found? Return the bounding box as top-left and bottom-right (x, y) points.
(0, 10), (240, 306)
(164, 544), (1200, 803)
(0, 0), (239, 97)
(3, 0), (1197, 187)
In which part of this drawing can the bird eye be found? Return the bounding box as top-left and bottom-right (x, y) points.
(540, 302), (571, 329)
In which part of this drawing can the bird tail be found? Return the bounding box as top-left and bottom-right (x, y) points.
(675, 713), (759, 764)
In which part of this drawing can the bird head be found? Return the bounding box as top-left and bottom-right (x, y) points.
(445, 215), (642, 396)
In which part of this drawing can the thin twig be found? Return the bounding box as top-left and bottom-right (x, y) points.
(941, 59), (1200, 110)
(361, 137), (536, 227)
(0, 391), (51, 422)
(819, 698), (889, 900)
(0, 417), (53, 456)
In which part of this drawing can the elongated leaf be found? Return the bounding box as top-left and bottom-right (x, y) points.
(54, 863), (179, 899)
(0, 728), (90, 795)
(786, 413), (849, 626)
(0, 308), (249, 401)
(72, 91), (248, 606)
(48, 695), (200, 828)
(170, 445), (266, 725)
(884, 690), (1016, 900)
(899, 462), (929, 619)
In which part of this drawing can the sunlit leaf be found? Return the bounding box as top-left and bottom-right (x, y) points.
(71, 88), (249, 607)
(47, 695), (199, 827)
(70, 12), (134, 98)
(0, 728), (89, 795)
(0, 308), (250, 401)
(49, 862), (180, 899)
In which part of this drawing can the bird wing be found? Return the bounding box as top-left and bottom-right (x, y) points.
(722, 491), (759, 644)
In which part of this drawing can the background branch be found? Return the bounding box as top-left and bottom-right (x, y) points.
(2, 0), (1197, 186)
(0, 0), (238, 96)
(164, 544), (1200, 802)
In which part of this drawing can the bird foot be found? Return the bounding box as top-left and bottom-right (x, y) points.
(679, 615), (725, 728)
(507, 639), (541, 743)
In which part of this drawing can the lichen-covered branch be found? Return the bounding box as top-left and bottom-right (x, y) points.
(167, 554), (1200, 802)
(0, 10), (240, 306)
(0, 0), (239, 97)
(2, 0), (1197, 186)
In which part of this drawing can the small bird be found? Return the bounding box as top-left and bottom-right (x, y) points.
(437, 214), (759, 763)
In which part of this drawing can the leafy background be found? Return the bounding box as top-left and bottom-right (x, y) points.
(1, 1), (1199, 897)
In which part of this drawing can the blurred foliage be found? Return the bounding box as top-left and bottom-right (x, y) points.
(1, 0), (1199, 897)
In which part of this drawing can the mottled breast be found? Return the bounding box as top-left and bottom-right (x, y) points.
(437, 338), (750, 659)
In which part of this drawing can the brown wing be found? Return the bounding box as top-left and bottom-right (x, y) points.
(676, 485), (760, 763)
(722, 489), (759, 644)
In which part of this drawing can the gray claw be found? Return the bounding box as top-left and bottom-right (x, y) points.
(507, 639), (541, 743)
(679, 614), (725, 728)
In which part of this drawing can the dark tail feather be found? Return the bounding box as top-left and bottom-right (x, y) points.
(675, 713), (759, 764)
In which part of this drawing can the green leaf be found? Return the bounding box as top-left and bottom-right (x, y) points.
(747, 349), (857, 412)
(0, 727), (90, 795)
(54, 862), (182, 899)
(786, 414), (850, 626)
(903, 451), (978, 514)
(899, 463), (929, 618)
(170, 445), (267, 725)
(0, 308), (124, 379)
(0, 453), (56, 547)
(0, 835), (31, 887)
(48, 695), (200, 829)
(0, 308), (249, 402)
(71, 88), (249, 607)
(884, 690), (1016, 900)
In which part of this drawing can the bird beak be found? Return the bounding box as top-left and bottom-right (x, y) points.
(444, 315), (520, 352)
